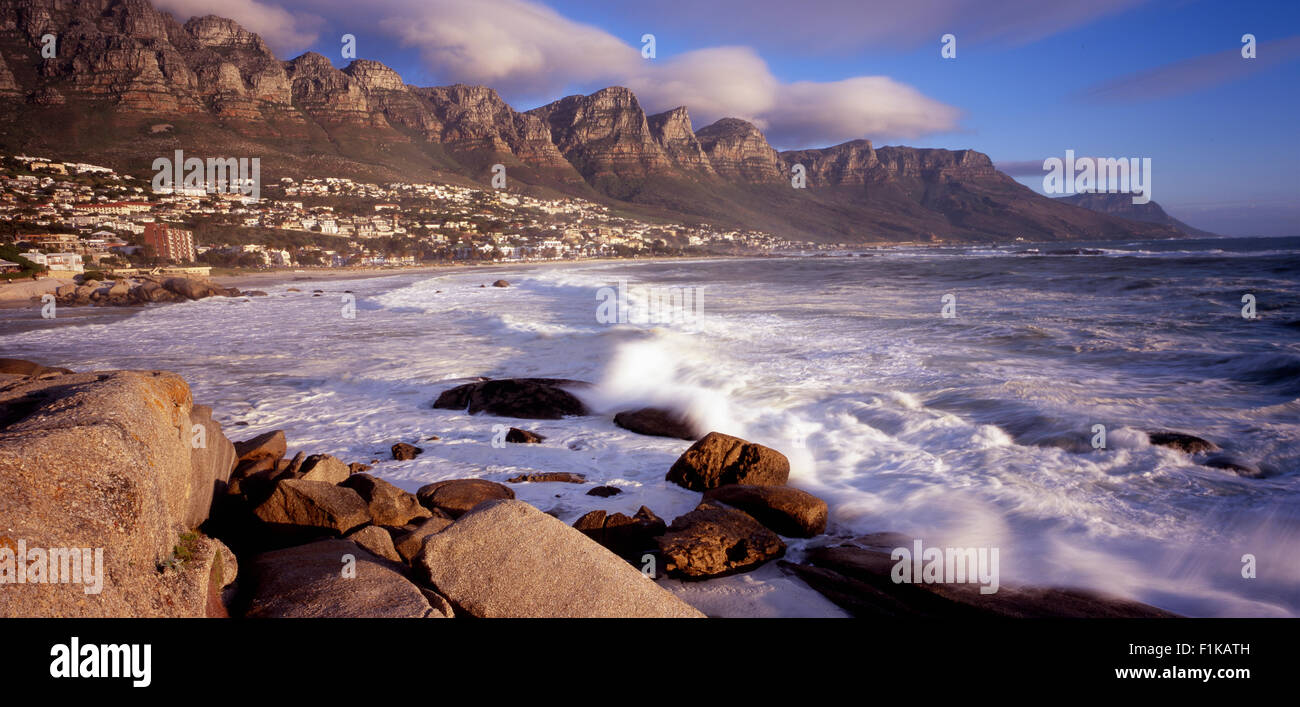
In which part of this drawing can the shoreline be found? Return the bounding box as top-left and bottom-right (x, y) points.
(206, 254), (733, 290)
(0, 360), (1184, 619)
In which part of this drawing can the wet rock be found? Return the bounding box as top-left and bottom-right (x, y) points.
(492, 279), (510, 287)
(666, 432), (790, 491)
(433, 378), (590, 419)
(656, 502), (786, 579)
(391, 442), (423, 460)
(782, 545), (1179, 618)
(573, 506), (666, 562)
(505, 471), (586, 483)
(1147, 430), (1219, 454)
(703, 484), (828, 537)
(505, 427), (546, 443)
(586, 485), (622, 497)
(1203, 455), (1271, 479)
(614, 407), (702, 440)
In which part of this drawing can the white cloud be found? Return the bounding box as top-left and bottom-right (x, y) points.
(154, 0), (321, 53)
(368, 0), (961, 146)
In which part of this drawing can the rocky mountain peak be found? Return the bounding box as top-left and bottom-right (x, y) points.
(343, 59), (406, 92)
(184, 15), (265, 50)
(647, 106), (714, 175)
(695, 117), (783, 182)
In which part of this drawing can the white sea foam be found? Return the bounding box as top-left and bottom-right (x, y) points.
(2, 240), (1297, 617)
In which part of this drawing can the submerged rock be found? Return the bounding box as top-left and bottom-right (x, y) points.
(782, 545), (1179, 618)
(506, 471), (585, 483)
(1147, 430), (1219, 454)
(614, 406), (702, 440)
(391, 442), (423, 460)
(505, 427), (546, 443)
(433, 378), (590, 419)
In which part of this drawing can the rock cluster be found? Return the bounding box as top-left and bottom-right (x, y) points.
(49, 274), (242, 307)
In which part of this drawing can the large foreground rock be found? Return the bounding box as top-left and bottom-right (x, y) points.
(417, 478), (515, 518)
(433, 378), (590, 419)
(703, 484), (828, 537)
(657, 502), (786, 579)
(416, 500), (703, 617)
(614, 407), (702, 440)
(0, 370), (237, 616)
(782, 545), (1179, 618)
(242, 539), (449, 618)
(666, 432), (790, 490)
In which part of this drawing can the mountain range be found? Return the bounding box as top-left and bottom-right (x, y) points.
(0, 0), (1198, 243)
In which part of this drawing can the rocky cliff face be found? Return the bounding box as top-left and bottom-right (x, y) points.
(781, 139), (880, 186)
(647, 106), (715, 176)
(527, 87), (674, 183)
(0, 0), (1189, 243)
(1057, 193), (1219, 237)
(695, 117), (784, 183)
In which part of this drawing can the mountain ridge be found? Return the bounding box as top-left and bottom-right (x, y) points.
(0, 0), (1188, 243)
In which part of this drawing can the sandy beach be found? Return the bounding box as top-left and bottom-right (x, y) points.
(0, 277), (73, 307)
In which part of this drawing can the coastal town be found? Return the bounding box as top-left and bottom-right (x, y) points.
(0, 154), (817, 281)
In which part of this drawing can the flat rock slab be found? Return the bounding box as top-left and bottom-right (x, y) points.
(703, 484), (828, 537)
(243, 539), (448, 618)
(416, 500), (703, 618)
(657, 502), (786, 579)
(783, 545), (1179, 618)
(666, 432), (790, 491)
(417, 478), (515, 518)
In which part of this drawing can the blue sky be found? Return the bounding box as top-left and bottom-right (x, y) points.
(158, 0), (1300, 235)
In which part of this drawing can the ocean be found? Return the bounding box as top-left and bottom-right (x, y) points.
(3, 235), (1298, 617)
